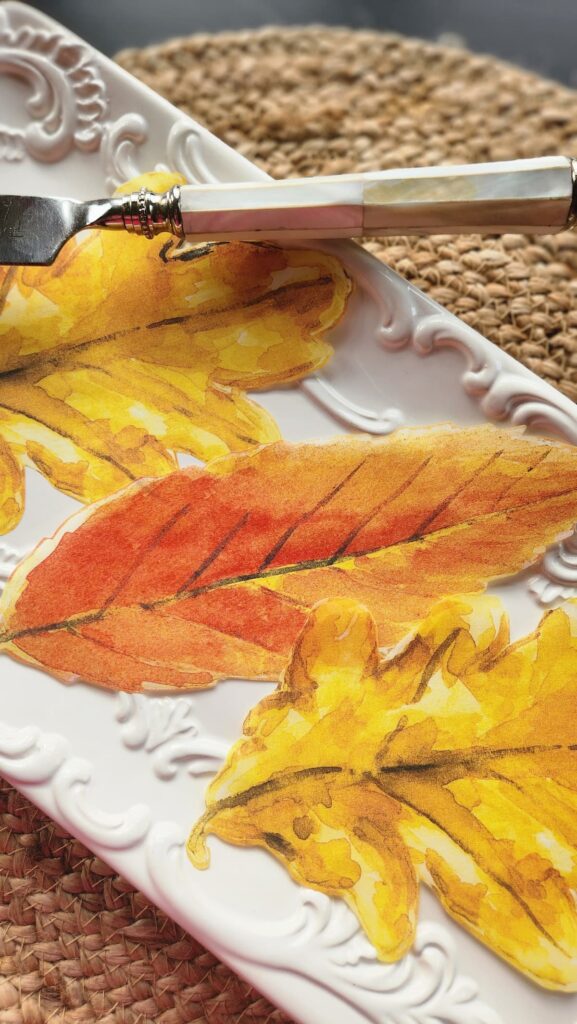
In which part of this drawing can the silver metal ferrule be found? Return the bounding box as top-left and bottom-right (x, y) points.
(100, 185), (184, 238)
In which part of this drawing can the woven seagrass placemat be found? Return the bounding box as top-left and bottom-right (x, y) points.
(3, 25), (577, 1024)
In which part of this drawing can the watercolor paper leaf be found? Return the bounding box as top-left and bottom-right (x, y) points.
(189, 593), (577, 991)
(2, 424), (577, 692)
(0, 171), (350, 535)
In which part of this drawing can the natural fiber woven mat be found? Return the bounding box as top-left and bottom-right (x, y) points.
(3, 24), (577, 1024)
(119, 26), (577, 403)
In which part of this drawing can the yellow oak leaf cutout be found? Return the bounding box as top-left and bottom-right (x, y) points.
(0, 171), (350, 534)
(189, 594), (577, 990)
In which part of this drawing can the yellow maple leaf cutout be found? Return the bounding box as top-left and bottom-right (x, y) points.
(189, 594), (577, 990)
(0, 171), (350, 534)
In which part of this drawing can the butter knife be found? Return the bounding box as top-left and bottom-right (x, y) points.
(0, 155), (575, 266)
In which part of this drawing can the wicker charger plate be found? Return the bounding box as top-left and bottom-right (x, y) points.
(3, 23), (577, 1024)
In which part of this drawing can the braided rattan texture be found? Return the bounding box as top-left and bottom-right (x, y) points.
(119, 26), (577, 401)
(0, 779), (288, 1024)
(4, 24), (577, 1024)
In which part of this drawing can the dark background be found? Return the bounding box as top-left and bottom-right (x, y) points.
(32, 0), (577, 86)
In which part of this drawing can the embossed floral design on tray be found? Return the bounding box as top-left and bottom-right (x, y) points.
(2, 5), (577, 1024)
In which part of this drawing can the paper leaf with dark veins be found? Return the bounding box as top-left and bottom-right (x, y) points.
(189, 594), (577, 990)
(0, 170), (350, 534)
(2, 424), (577, 692)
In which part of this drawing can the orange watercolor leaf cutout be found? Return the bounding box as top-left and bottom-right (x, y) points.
(1, 424), (577, 691)
(0, 171), (351, 535)
(189, 593), (577, 991)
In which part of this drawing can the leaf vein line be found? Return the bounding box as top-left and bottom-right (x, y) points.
(196, 743), (577, 817)
(387, 783), (568, 952)
(328, 454), (435, 562)
(405, 449), (504, 541)
(258, 456), (371, 572)
(103, 502), (195, 612)
(409, 628), (461, 704)
(177, 511), (251, 594)
(0, 397), (137, 480)
(0, 275), (332, 383)
(3, 483), (577, 645)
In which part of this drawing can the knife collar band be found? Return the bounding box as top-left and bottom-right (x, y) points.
(120, 185), (184, 239)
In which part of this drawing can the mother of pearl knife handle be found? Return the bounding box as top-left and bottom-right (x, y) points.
(128, 155), (575, 244)
(1, 156), (575, 266)
(165, 156), (577, 242)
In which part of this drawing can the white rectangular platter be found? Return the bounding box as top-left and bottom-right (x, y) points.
(2, 5), (577, 1023)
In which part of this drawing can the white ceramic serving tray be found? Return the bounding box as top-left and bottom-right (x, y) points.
(2, 5), (577, 1022)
